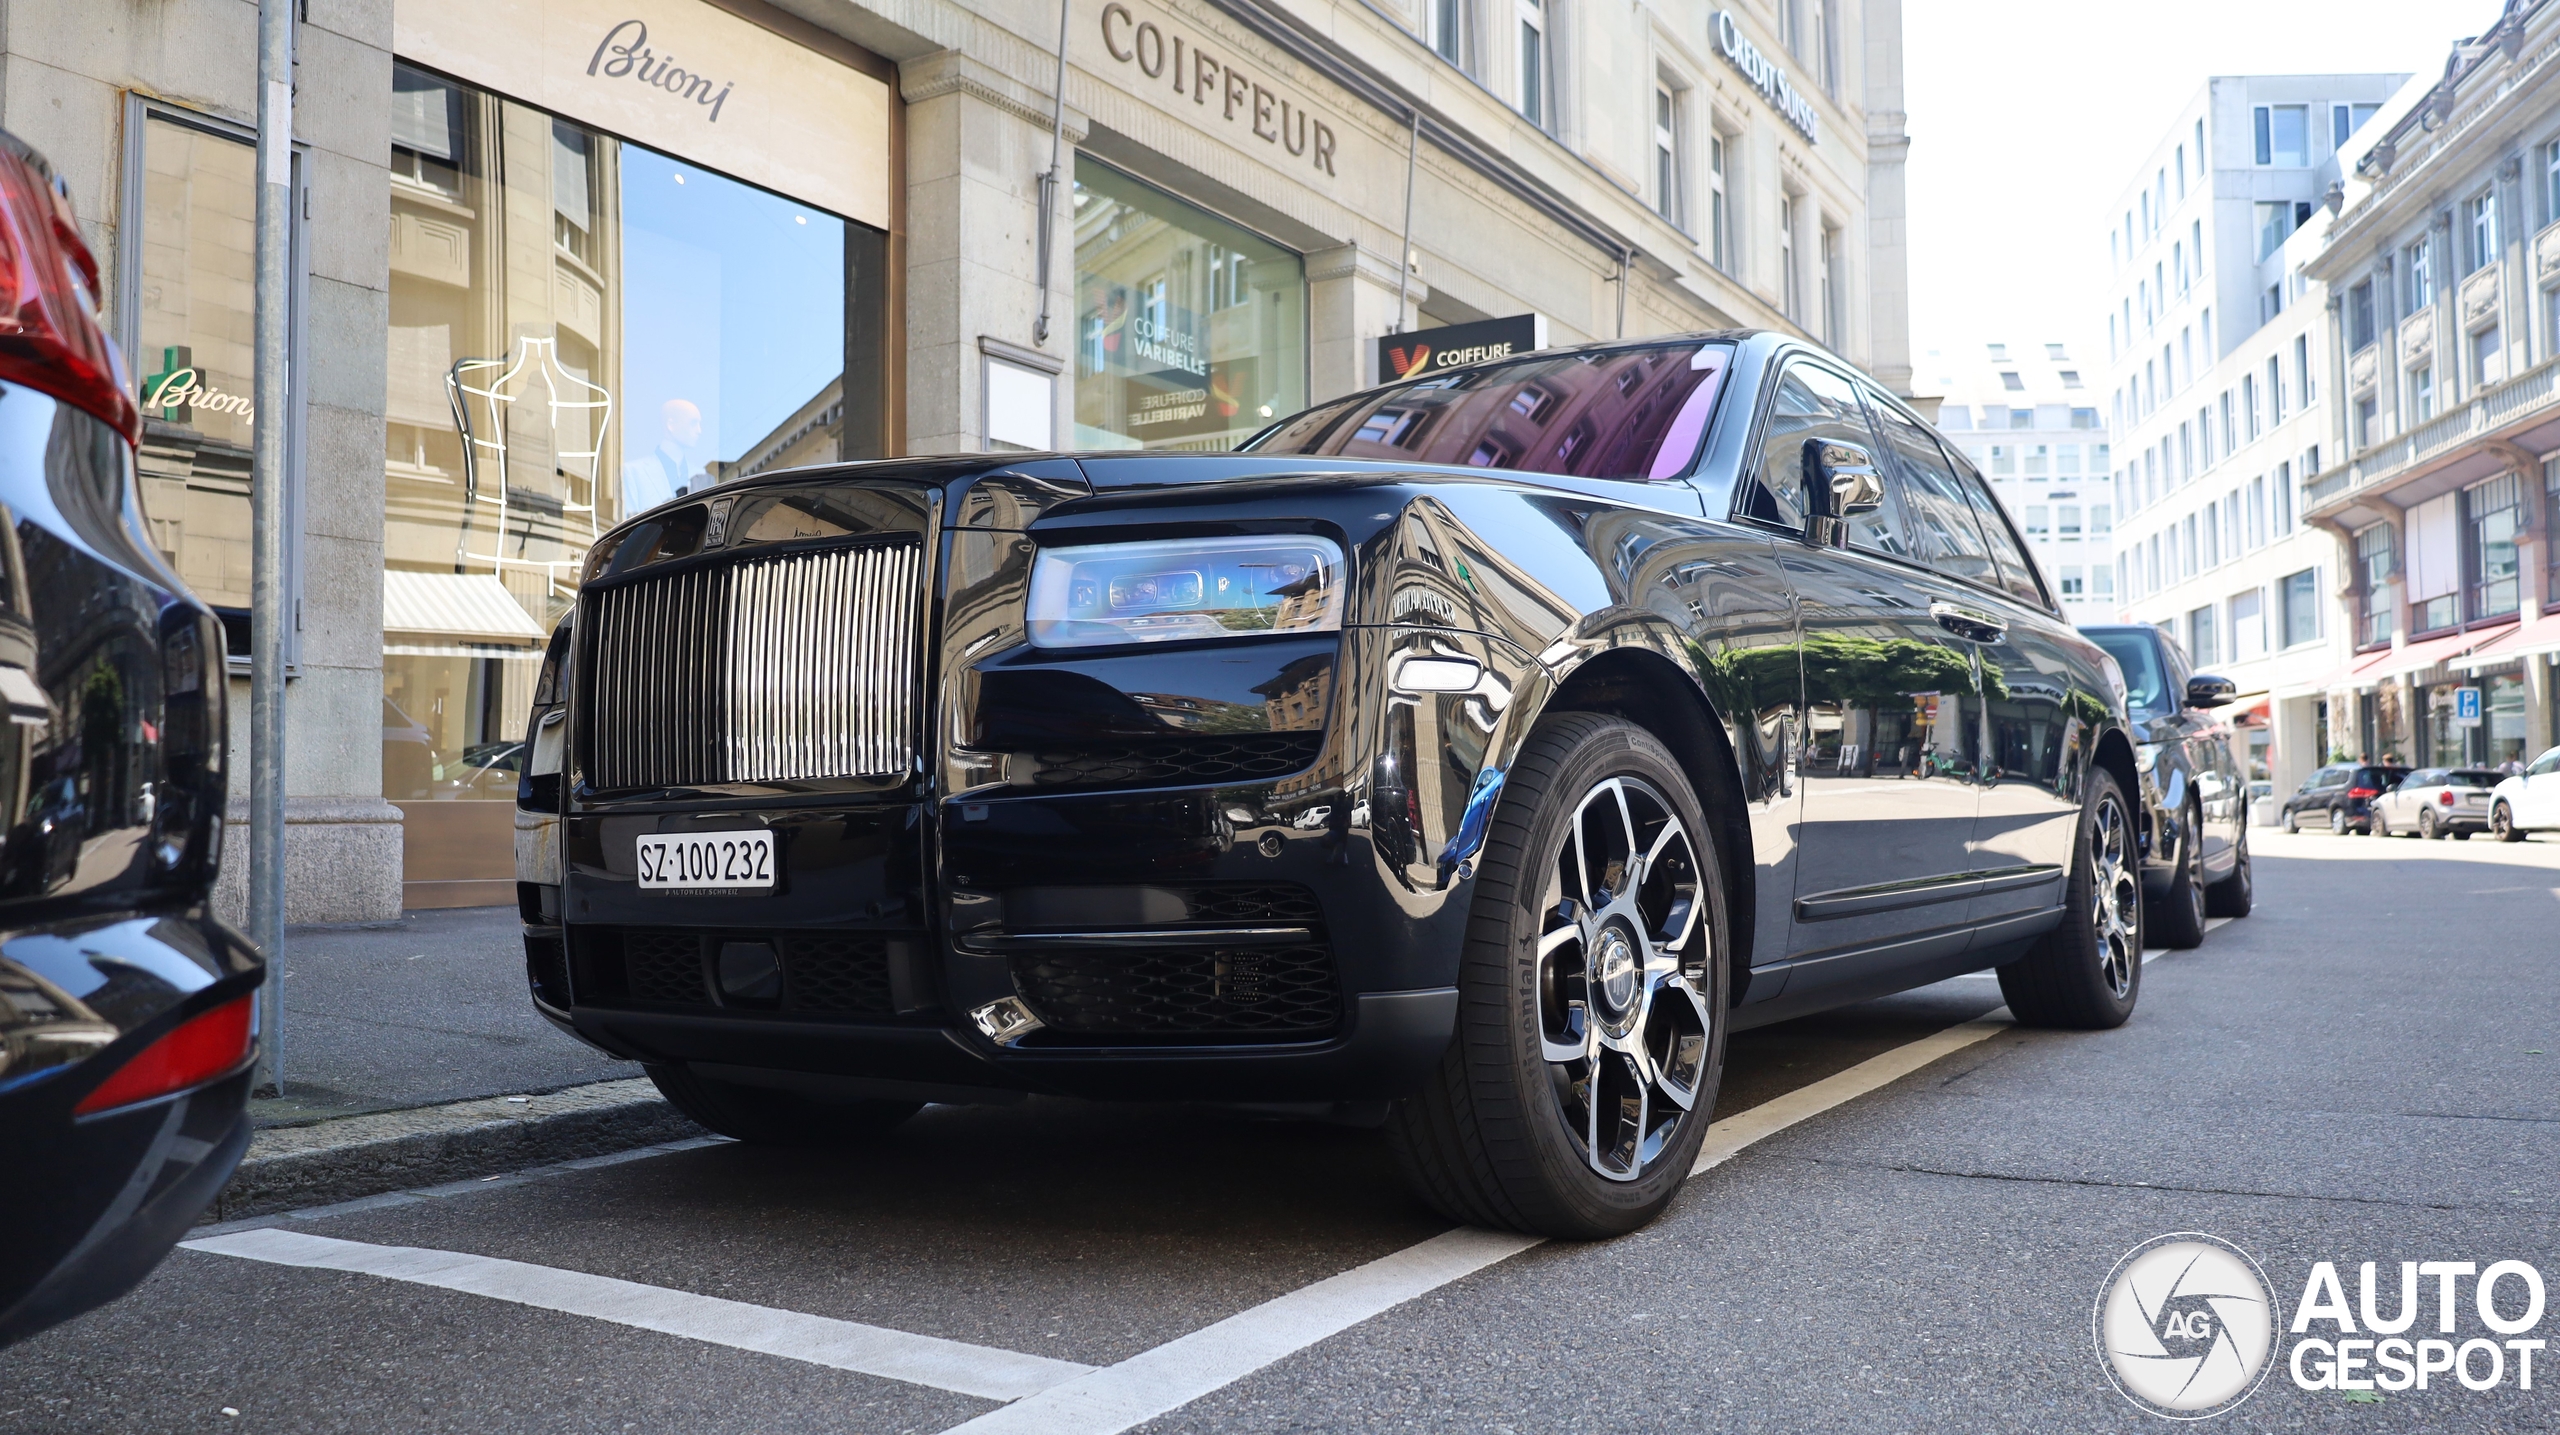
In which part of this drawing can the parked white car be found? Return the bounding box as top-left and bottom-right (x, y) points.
(2372, 767), (2502, 840)
(2489, 746), (2560, 841)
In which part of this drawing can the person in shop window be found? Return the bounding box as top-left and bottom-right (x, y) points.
(624, 397), (709, 511)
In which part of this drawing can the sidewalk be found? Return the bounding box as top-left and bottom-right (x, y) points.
(251, 904), (641, 1126)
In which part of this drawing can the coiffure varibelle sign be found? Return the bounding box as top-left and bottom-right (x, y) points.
(1092, 1), (1343, 179)
(394, 0), (892, 230)
(1711, 12), (1817, 145)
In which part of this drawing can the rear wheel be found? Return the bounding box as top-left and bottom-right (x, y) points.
(2417, 809), (2439, 841)
(1997, 767), (2141, 1029)
(2204, 822), (2252, 919)
(2493, 802), (2526, 842)
(2148, 799), (2207, 950)
(646, 1064), (921, 1145)
(1386, 714), (1728, 1239)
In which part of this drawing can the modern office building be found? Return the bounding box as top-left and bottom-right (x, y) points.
(2301, 1), (2560, 772)
(7, 0), (1918, 918)
(1925, 341), (2114, 624)
(2102, 72), (2407, 795)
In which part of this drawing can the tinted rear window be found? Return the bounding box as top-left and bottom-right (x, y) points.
(1245, 343), (1732, 483)
(2448, 769), (2504, 787)
(2355, 767), (2411, 787)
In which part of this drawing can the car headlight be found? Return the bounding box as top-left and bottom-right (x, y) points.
(2134, 742), (2159, 775)
(1026, 534), (1344, 648)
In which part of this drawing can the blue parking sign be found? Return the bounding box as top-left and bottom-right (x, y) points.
(2454, 685), (2482, 726)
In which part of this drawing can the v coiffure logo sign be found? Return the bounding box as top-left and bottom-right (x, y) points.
(2095, 1234), (2548, 1418)
(1376, 313), (1547, 384)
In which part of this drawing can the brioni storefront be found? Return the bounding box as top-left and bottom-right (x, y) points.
(11, 0), (1907, 917)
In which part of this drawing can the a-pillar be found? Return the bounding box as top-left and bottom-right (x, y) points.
(1307, 243), (1411, 403)
(902, 49), (1085, 455)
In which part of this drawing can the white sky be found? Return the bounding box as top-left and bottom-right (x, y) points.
(1902, 0), (2493, 383)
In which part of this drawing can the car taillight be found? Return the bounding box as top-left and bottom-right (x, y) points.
(2348, 786), (2379, 799)
(73, 995), (254, 1116)
(2440, 791), (2456, 806)
(0, 135), (136, 443)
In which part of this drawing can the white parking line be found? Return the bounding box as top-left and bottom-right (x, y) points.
(178, 1227), (1093, 1403)
(1954, 914), (2232, 977)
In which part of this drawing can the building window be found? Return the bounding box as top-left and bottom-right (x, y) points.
(1518, 0), (1548, 127)
(2058, 443), (2083, 474)
(2470, 472), (2524, 620)
(2406, 237), (2434, 309)
(2475, 325), (2503, 388)
(2355, 394), (2379, 450)
(379, 64), (882, 807)
(2182, 515), (2198, 577)
(1430, 0), (1468, 66)
(2546, 456), (2560, 610)
(2294, 334), (2314, 408)
(1653, 82), (1683, 226)
(2025, 444), (2049, 476)
(2355, 521), (2396, 647)
(2247, 474), (2266, 548)
(2280, 568), (2321, 647)
(2409, 365), (2434, 422)
(2407, 491), (2461, 633)
(2268, 356), (2285, 425)
(2189, 604), (2219, 666)
(2274, 459), (2294, 535)
(1813, 0), (1839, 96)
(2254, 104), (2309, 166)
(2333, 102), (2379, 148)
(130, 108), (268, 646)
(1989, 444), (2014, 476)
(1819, 222), (1841, 345)
(1778, 195), (1798, 321)
(2348, 280), (2375, 351)
(2060, 566), (2084, 598)
(2468, 190), (2499, 273)
(2022, 504), (2050, 539)
(2090, 502), (2112, 537)
(2058, 503), (2082, 540)
(2095, 562), (2116, 598)
(2232, 588), (2266, 661)
(2073, 407), (2099, 429)
(1075, 160), (1308, 450)
(1706, 132), (1730, 271)
(2241, 374), (2259, 440)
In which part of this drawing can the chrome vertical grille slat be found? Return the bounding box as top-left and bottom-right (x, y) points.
(585, 542), (920, 790)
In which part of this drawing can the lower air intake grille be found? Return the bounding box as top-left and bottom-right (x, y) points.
(586, 542), (921, 790)
(580, 929), (899, 1018)
(1011, 944), (1341, 1038)
(1016, 733), (1322, 791)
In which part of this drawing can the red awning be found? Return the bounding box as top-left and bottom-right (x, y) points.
(2453, 609), (2560, 670)
(2354, 622), (2519, 684)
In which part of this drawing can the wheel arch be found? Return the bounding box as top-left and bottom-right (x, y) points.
(1529, 643), (1763, 1005)
(2090, 725), (2141, 828)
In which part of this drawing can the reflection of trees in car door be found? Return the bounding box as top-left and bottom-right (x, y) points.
(1767, 361), (1983, 983)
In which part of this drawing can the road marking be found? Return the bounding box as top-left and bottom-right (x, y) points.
(1955, 913), (2231, 977)
(937, 1227), (1542, 1434)
(1691, 1009), (2010, 1175)
(179, 1227), (1092, 1403)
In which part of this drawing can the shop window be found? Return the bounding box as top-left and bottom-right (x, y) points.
(127, 109), (271, 659)
(1071, 160), (1307, 452)
(382, 61), (879, 804)
(2468, 472), (2522, 620)
(2486, 672), (2528, 769)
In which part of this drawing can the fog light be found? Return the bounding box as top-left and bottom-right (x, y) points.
(716, 941), (781, 1004)
(969, 997), (1045, 1047)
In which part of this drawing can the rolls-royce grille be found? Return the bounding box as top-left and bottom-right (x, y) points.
(586, 542), (921, 790)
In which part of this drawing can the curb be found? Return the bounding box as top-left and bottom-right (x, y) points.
(211, 1078), (703, 1220)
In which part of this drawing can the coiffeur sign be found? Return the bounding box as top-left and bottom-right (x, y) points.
(1097, 2), (1340, 178)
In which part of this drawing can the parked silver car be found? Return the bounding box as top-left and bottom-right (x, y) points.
(2371, 767), (2502, 840)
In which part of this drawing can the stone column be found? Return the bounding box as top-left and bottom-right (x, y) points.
(902, 50), (1085, 455)
(1306, 244), (1408, 402)
(1861, 0), (1912, 396)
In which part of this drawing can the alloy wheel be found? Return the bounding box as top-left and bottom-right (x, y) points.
(2090, 794), (2141, 998)
(2330, 808), (2348, 835)
(2418, 810), (2437, 841)
(1533, 774), (1713, 1183)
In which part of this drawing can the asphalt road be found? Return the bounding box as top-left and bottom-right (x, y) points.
(6, 829), (2556, 1433)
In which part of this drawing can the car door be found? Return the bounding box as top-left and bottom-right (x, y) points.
(1754, 359), (1985, 991)
(2523, 748), (2560, 826)
(1928, 435), (2093, 931)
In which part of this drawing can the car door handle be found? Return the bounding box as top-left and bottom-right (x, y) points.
(1928, 601), (2008, 644)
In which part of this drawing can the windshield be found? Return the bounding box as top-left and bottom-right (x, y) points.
(1243, 342), (1732, 483)
(2086, 630), (2170, 720)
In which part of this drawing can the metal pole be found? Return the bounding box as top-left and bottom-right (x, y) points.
(1394, 106), (1418, 336)
(1615, 247), (1629, 337)
(250, 0), (293, 1095)
(1031, 0), (1071, 346)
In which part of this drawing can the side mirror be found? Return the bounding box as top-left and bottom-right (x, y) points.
(1803, 439), (1883, 548)
(2185, 673), (2237, 709)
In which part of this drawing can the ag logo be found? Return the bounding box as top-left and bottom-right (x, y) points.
(2095, 1233), (2281, 1419)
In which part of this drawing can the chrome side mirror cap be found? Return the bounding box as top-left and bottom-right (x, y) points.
(1802, 439), (1883, 548)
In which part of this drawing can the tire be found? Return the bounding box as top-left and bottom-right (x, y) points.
(2493, 802), (2526, 842)
(1997, 766), (2141, 1029)
(1385, 713), (1729, 1240)
(646, 1064), (920, 1146)
(2417, 809), (2439, 841)
(2282, 807), (2299, 834)
(2371, 807), (2391, 838)
(2204, 821), (2252, 919)
(2330, 807), (2349, 836)
(2148, 799), (2207, 950)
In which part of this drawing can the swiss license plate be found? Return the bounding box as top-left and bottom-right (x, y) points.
(635, 831), (775, 891)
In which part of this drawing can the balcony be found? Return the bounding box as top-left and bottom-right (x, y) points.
(2303, 354), (2560, 521)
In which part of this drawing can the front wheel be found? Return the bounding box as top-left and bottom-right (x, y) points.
(646, 1064), (920, 1146)
(2372, 808), (2391, 838)
(2282, 807), (2300, 834)
(1997, 766), (2141, 1029)
(2148, 799), (2207, 949)
(1386, 714), (1728, 1239)
(2330, 807), (2350, 836)
(2493, 802), (2526, 842)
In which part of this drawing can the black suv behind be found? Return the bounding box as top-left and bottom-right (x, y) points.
(2282, 762), (2412, 835)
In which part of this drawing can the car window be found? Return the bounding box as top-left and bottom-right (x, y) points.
(2355, 766), (2410, 789)
(2449, 768), (2503, 787)
(2531, 748), (2560, 776)
(1741, 360), (1882, 533)
(1866, 400), (1996, 584)
(1947, 453), (2048, 607)
(1245, 342), (1731, 483)
(2086, 630), (2170, 721)
(2309, 766), (2344, 787)
(2403, 769), (2444, 788)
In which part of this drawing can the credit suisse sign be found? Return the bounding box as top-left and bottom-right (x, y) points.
(1712, 11), (1818, 145)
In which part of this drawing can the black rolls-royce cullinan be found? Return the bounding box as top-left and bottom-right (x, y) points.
(518, 330), (2144, 1238)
